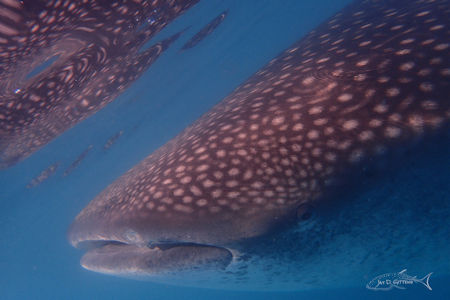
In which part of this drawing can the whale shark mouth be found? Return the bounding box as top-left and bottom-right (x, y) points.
(77, 239), (234, 278)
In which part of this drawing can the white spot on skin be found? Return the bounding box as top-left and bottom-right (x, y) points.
(174, 204), (194, 213)
(430, 25), (444, 31)
(216, 150), (226, 158)
(243, 170), (253, 180)
(342, 120), (359, 130)
(416, 10), (430, 17)
(359, 40), (372, 47)
(400, 62), (415, 71)
(374, 104), (388, 113)
(196, 199), (208, 207)
(356, 59), (369, 67)
(228, 168), (240, 176)
(385, 126), (402, 138)
(195, 147), (206, 154)
(420, 82), (434, 92)
(338, 93), (353, 102)
(226, 180), (239, 188)
(223, 137), (233, 144)
(317, 57), (330, 64)
(307, 130), (319, 140)
(212, 189), (222, 198)
(434, 43), (448, 51)
(237, 149), (248, 156)
(202, 179), (215, 188)
(400, 38), (415, 45)
(175, 165), (186, 173)
(378, 76), (390, 83)
(214, 171), (223, 180)
(302, 77), (315, 85)
(272, 116), (285, 126)
(173, 189), (184, 196)
(354, 74), (367, 81)
(309, 106), (323, 115)
(196, 164), (209, 172)
(182, 196), (193, 204)
(421, 38), (435, 45)
(180, 176), (192, 184)
(396, 49), (411, 55)
(421, 100), (438, 110)
(386, 88), (400, 97)
(313, 118), (328, 126)
(292, 123), (304, 131)
(190, 185), (202, 196)
(251, 181), (263, 189)
(287, 96), (301, 103)
(369, 119), (383, 128)
(359, 130), (374, 141)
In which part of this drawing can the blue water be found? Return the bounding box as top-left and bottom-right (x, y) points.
(0, 1), (448, 299)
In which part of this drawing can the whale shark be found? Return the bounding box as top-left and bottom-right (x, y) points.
(68, 0), (449, 290)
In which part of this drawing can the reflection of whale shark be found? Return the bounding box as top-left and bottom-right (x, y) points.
(68, 0), (449, 290)
(0, 0), (198, 169)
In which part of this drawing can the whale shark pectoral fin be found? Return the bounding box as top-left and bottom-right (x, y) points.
(80, 242), (233, 278)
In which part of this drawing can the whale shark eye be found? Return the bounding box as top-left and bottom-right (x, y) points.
(296, 204), (314, 221)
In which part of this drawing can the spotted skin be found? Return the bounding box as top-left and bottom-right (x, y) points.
(69, 0), (449, 290)
(0, 0), (199, 169)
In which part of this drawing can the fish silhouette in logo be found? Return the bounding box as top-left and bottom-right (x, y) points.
(366, 269), (433, 291)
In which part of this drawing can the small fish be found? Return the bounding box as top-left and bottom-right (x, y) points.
(26, 162), (59, 188)
(181, 10), (228, 51)
(366, 269), (432, 291)
(63, 145), (94, 177)
(103, 130), (124, 151)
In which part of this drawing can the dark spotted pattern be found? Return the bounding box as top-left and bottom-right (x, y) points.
(0, 0), (199, 169)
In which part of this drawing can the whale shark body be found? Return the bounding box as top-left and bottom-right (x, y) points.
(0, 0), (198, 169)
(68, 0), (449, 290)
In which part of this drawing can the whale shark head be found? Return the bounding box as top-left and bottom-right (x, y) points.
(68, 0), (449, 290)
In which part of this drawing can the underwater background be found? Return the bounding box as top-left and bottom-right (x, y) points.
(0, 0), (448, 299)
